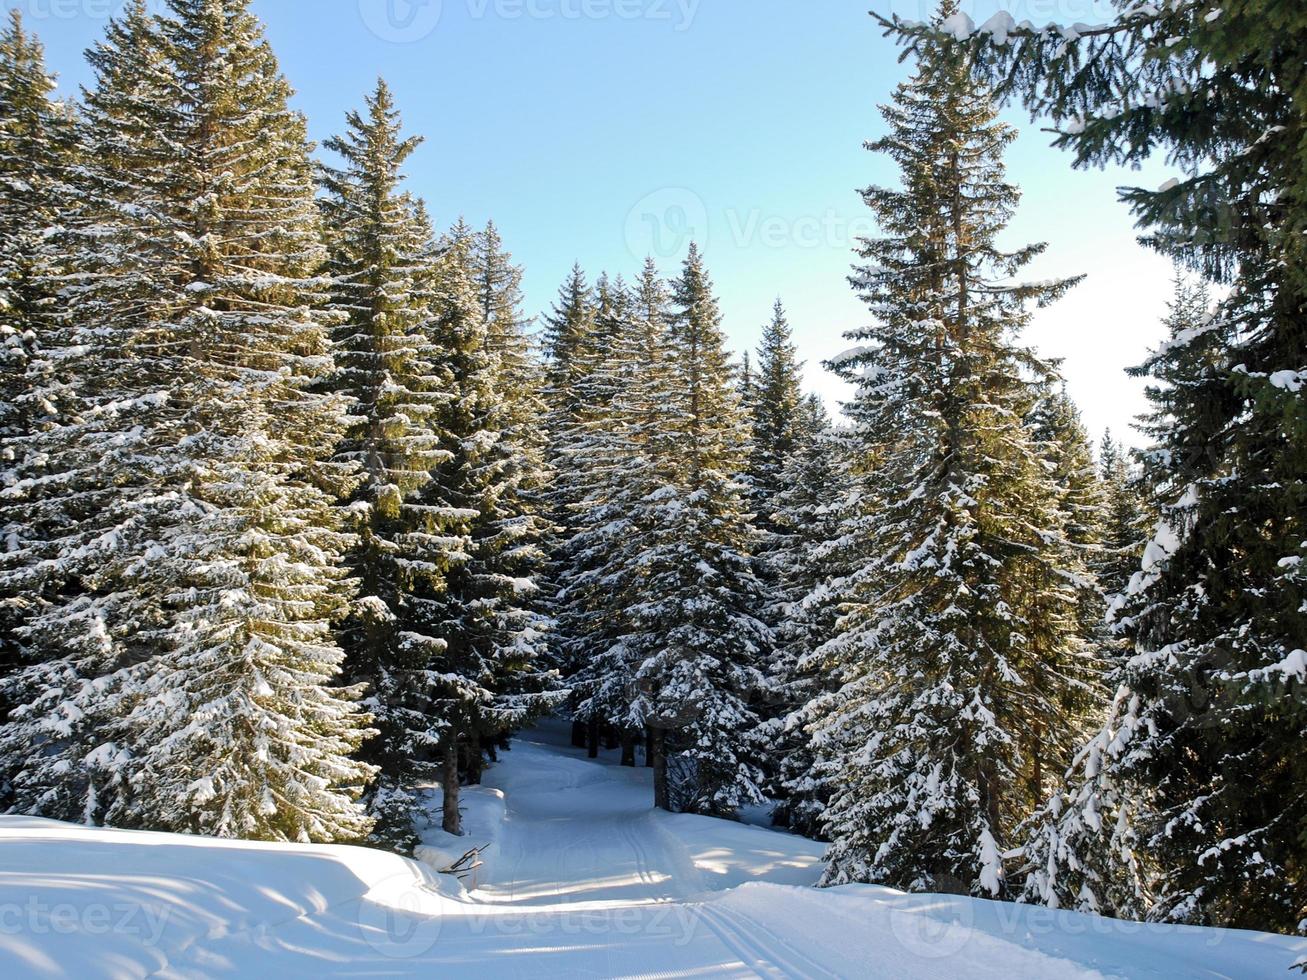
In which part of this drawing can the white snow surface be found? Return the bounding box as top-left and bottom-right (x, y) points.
(1, 719), (1304, 978)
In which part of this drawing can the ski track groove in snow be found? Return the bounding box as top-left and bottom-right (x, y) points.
(705, 902), (841, 980)
(618, 814), (661, 898)
(695, 902), (839, 980)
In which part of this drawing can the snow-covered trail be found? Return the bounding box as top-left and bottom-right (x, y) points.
(2, 723), (1304, 977)
(471, 721), (710, 907)
(417, 719), (839, 977)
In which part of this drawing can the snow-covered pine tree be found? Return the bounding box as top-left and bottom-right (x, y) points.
(809, 14), (1092, 897)
(1, 0), (375, 842)
(0, 8), (72, 455)
(539, 263), (595, 689)
(748, 299), (805, 535)
(888, 0), (1307, 937)
(465, 220), (557, 783)
(552, 272), (641, 756)
(550, 271), (639, 757)
(764, 395), (849, 837)
(0, 11), (76, 727)
(418, 226), (560, 835)
(1026, 386), (1111, 746)
(1096, 431), (1148, 602)
(743, 298), (808, 798)
(633, 243), (770, 817)
(1014, 277), (1239, 919)
(0, 0), (171, 824)
(319, 79), (457, 845)
(542, 264), (595, 382)
(555, 259), (688, 767)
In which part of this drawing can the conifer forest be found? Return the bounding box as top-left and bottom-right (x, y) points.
(0, 1), (1304, 976)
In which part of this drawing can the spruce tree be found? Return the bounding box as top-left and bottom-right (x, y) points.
(809, 18), (1091, 896)
(319, 79), (455, 844)
(0, 0), (167, 823)
(466, 220), (557, 783)
(554, 259), (694, 768)
(1027, 386), (1111, 712)
(0, 11), (76, 729)
(1097, 431), (1149, 601)
(888, 0), (1307, 937)
(0, 0), (375, 842)
(748, 299), (805, 531)
(633, 244), (770, 816)
(553, 273), (639, 753)
(764, 395), (848, 836)
(419, 227), (560, 835)
(744, 299), (809, 796)
(540, 263), (594, 684)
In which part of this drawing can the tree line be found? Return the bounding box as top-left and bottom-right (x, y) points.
(0, 0), (1302, 944)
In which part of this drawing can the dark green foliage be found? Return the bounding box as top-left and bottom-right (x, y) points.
(884, 0), (1307, 933)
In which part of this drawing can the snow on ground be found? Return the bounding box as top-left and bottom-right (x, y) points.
(1, 719), (1304, 978)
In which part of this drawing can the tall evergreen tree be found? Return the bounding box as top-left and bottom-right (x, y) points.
(540, 263), (595, 684)
(809, 18), (1092, 896)
(764, 395), (848, 836)
(748, 299), (805, 530)
(419, 227), (560, 835)
(0, 11), (76, 731)
(0, 0), (374, 842)
(318, 79), (455, 844)
(1096, 430), (1149, 602)
(905, 0), (1307, 932)
(466, 220), (557, 783)
(558, 260), (684, 764)
(633, 244), (770, 816)
(1027, 387), (1111, 704)
(1017, 276), (1215, 918)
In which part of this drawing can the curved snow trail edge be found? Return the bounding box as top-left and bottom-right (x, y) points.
(0, 720), (1303, 978)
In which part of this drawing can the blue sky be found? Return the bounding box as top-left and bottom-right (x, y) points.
(19, 0), (1177, 445)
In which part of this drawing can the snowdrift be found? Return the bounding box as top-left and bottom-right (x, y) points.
(1, 723), (1303, 978)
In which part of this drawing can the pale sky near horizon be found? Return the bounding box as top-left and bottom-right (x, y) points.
(20, 0), (1178, 447)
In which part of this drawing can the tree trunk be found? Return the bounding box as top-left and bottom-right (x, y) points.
(587, 718), (600, 759)
(604, 726), (620, 751)
(571, 721), (588, 748)
(442, 744), (461, 836)
(467, 734), (483, 786)
(620, 731), (637, 768)
(645, 726), (655, 768)
(651, 727), (670, 811)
